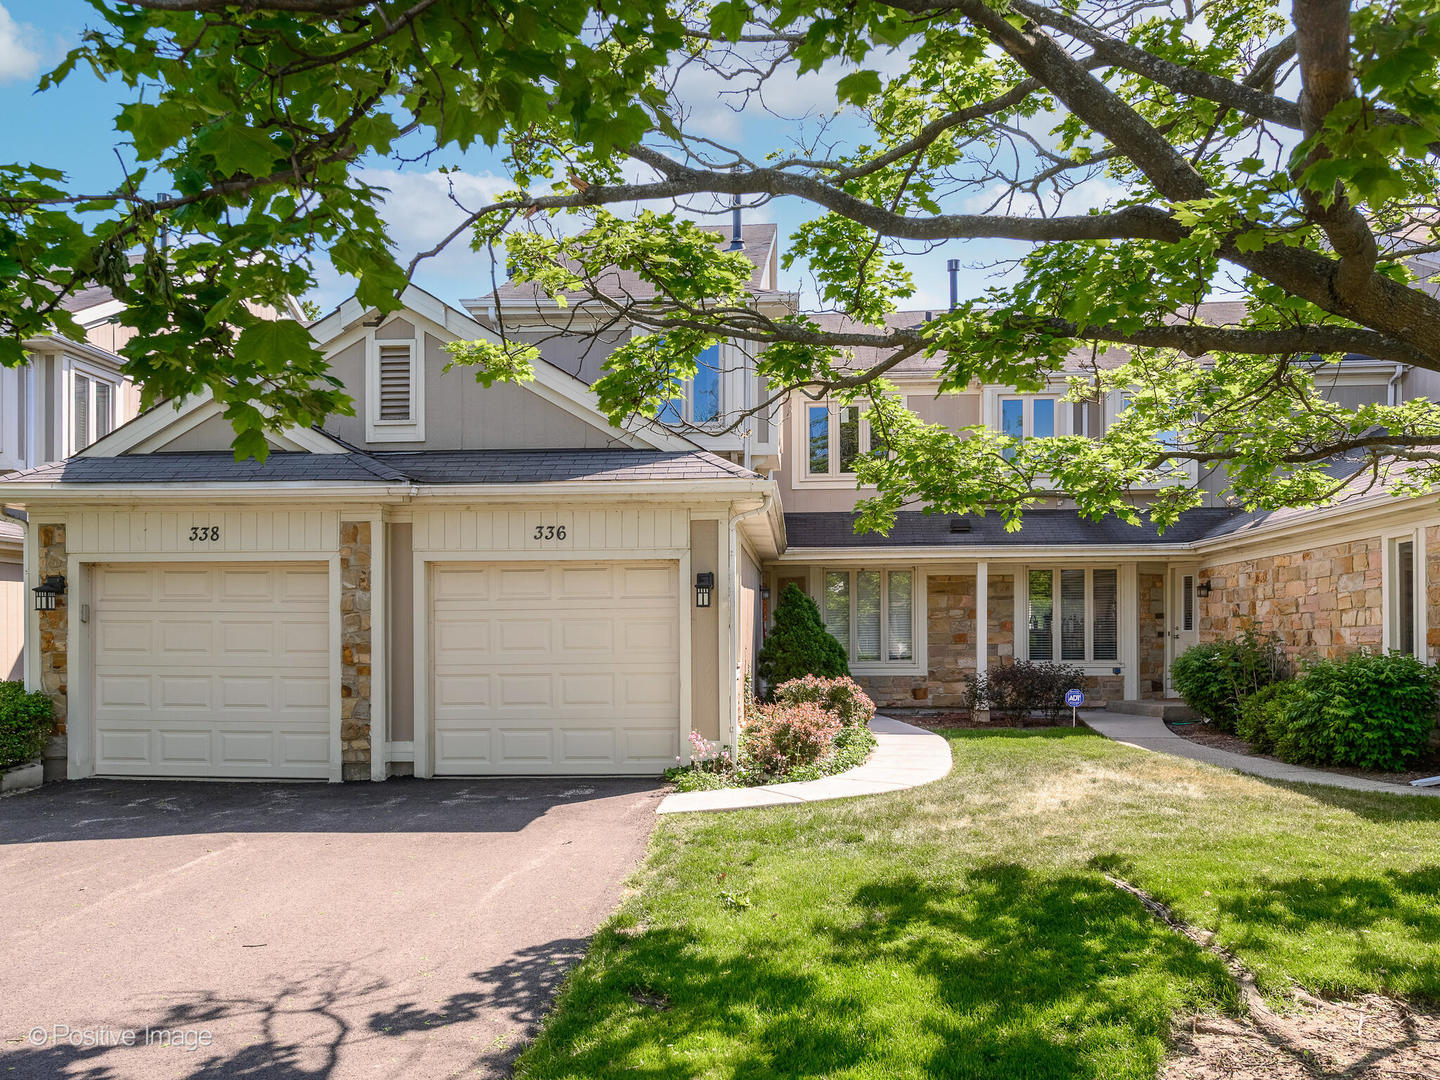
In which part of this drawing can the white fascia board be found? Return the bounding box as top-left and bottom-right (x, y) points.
(23, 334), (128, 372)
(73, 298), (128, 327)
(774, 544), (1192, 562)
(409, 479), (775, 500)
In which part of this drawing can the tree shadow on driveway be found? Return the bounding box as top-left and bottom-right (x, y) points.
(1, 937), (592, 1079)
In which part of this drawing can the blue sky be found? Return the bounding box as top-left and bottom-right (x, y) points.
(0, 0), (1029, 316)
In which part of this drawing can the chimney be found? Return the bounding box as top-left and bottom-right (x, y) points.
(947, 258), (960, 311)
(158, 191), (173, 249)
(729, 175), (744, 251)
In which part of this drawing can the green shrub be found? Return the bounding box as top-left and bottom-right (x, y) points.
(739, 701), (842, 780)
(773, 675), (876, 727)
(0, 681), (53, 770)
(756, 584), (849, 691)
(1170, 628), (1290, 732)
(1236, 680), (1304, 753)
(964, 661), (1087, 723)
(1270, 652), (1439, 771)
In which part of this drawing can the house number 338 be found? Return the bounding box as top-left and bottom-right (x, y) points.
(188, 526), (221, 541)
(532, 524), (566, 540)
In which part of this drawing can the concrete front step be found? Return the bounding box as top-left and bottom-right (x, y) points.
(1106, 699), (1200, 721)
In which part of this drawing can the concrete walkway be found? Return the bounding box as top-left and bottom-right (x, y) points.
(1084, 710), (1440, 797)
(657, 715), (953, 814)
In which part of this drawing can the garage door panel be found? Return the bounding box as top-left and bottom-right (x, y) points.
(96, 619), (155, 656)
(433, 561), (680, 775)
(92, 563), (331, 779)
(158, 568), (216, 602)
(159, 620), (212, 656)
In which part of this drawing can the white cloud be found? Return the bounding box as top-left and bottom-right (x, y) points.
(0, 3), (41, 84)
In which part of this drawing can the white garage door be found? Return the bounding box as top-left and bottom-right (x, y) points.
(432, 561), (680, 775)
(92, 563), (331, 778)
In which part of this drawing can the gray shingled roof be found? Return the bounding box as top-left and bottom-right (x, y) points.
(375, 449), (759, 483)
(480, 223), (780, 304)
(785, 508), (1245, 548)
(0, 449), (760, 485)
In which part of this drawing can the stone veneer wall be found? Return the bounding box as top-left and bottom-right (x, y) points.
(1427, 526), (1440, 664)
(339, 521), (372, 781)
(37, 524), (67, 740)
(1138, 571), (1167, 698)
(857, 572), (1014, 709)
(1198, 537), (1383, 656)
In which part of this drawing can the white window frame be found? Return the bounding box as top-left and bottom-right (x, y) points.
(814, 566), (925, 674)
(996, 394), (1061, 442)
(798, 399), (893, 482)
(1382, 527), (1426, 657)
(631, 329), (729, 429)
(1019, 565), (1124, 672)
(365, 328), (425, 443)
(67, 359), (122, 456)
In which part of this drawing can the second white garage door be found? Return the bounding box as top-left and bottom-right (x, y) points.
(92, 563), (331, 778)
(431, 561), (681, 774)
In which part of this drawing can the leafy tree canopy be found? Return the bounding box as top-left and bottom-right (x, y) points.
(5, 0), (1440, 527)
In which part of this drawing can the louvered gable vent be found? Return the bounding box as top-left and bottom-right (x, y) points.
(378, 343), (413, 421)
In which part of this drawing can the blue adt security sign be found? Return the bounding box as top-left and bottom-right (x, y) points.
(1064, 689), (1085, 708)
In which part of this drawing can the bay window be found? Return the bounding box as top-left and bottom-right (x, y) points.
(1026, 568), (1118, 663)
(822, 569), (916, 665)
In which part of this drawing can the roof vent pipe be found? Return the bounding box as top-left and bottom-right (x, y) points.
(729, 170), (744, 251)
(946, 259), (960, 311)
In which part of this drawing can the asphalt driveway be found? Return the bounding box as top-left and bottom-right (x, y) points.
(0, 776), (664, 1079)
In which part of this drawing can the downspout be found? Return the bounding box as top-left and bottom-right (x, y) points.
(1388, 363), (1410, 407)
(727, 491), (773, 751)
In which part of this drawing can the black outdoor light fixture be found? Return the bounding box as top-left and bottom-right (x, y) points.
(32, 575), (66, 612)
(695, 572), (715, 608)
(1196, 580), (1213, 599)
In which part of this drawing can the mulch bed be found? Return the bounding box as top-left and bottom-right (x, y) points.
(1166, 720), (1440, 787)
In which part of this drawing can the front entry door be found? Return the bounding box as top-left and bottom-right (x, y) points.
(1164, 568), (1200, 696)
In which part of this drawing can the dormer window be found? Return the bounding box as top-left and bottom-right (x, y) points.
(366, 328), (424, 442)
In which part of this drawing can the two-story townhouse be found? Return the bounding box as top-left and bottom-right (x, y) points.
(0, 286), (144, 680)
(2, 223), (1436, 783)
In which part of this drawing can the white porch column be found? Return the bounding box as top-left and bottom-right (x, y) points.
(1120, 562), (1139, 700)
(975, 560), (989, 678)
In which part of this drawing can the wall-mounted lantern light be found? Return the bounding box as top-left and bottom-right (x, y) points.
(695, 571), (715, 608)
(1195, 580), (1213, 599)
(33, 575), (66, 612)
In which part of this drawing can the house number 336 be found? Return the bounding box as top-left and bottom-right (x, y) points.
(188, 526), (221, 541)
(532, 524), (566, 540)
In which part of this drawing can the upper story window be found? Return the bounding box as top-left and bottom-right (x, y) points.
(71, 371), (118, 453)
(806, 402), (887, 477)
(822, 568), (916, 666)
(1026, 567), (1118, 664)
(999, 396), (1056, 457)
(366, 329), (425, 443)
(659, 343), (722, 426)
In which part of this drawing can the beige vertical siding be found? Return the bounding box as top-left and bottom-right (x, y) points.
(690, 519), (720, 742)
(61, 509), (339, 555)
(0, 560), (22, 682)
(388, 522), (415, 743)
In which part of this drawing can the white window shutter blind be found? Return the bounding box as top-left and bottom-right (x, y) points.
(73, 375), (89, 451)
(95, 381), (113, 438)
(377, 344), (414, 421)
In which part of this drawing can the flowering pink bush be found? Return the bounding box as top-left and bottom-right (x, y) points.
(773, 675), (876, 728)
(740, 700), (842, 778)
(679, 729), (733, 773)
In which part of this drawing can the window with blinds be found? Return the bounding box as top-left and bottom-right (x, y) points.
(377, 343), (414, 421)
(73, 375), (90, 451)
(1028, 568), (1118, 663)
(823, 569), (916, 666)
(95, 381), (113, 439)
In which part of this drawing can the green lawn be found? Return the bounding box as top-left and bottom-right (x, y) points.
(515, 729), (1440, 1080)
